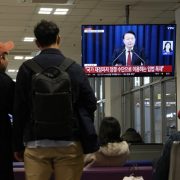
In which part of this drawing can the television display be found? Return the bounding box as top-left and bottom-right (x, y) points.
(81, 24), (176, 77)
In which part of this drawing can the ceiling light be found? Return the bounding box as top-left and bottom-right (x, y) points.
(8, 69), (17, 73)
(56, 8), (69, 12)
(23, 37), (35, 42)
(38, 8), (53, 14)
(54, 11), (67, 15)
(14, 56), (24, 60)
(18, 0), (75, 4)
(25, 56), (33, 60)
(53, 8), (69, 15)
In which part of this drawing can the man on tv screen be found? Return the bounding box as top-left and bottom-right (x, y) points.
(111, 31), (146, 66)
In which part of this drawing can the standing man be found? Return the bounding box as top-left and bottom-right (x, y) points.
(111, 31), (146, 66)
(0, 41), (15, 180)
(13, 20), (97, 180)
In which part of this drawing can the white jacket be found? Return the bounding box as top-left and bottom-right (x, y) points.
(84, 141), (129, 168)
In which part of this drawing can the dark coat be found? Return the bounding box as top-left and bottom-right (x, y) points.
(0, 72), (15, 180)
(13, 48), (97, 152)
(154, 132), (180, 180)
(111, 46), (146, 66)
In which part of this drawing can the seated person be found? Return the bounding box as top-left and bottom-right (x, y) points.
(153, 110), (180, 180)
(121, 128), (144, 144)
(84, 117), (129, 168)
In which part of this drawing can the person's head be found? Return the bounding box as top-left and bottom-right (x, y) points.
(99, 116), (122, 146)
(125, 128), (137, 133)
(164, 41), (172, 52)
(122, 127), (144, 144)
(123, 31), (136, 50)
(34, 20), (60, 50)
(0, 41), (14, 72)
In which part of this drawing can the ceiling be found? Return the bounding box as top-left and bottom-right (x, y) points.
(0, 0), (180, 79)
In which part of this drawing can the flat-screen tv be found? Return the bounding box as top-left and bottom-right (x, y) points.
(81, 24), (176, 77)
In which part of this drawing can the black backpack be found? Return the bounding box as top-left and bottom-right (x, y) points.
(25, 58), (75, 140)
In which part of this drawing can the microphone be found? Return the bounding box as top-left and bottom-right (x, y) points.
(131, 49), (145, 65)
(112, 49), (126, 65)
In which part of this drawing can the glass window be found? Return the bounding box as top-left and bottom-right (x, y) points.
(143, 87), (151, 142)
(122, 94), (132, 130)
(133, 77), (141, 87)
(154, 84), (162, 143)
(123, 76), (176, 144)
(89, 77), (105, 131)
(123, 77), (133, 92)
(153, 77), (161, 81)
(143, 77), (150, 85)
(165, 80), (176, 140)
(133, 91), (141, 132)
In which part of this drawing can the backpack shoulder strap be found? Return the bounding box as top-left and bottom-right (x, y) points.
(25, 58), (75, 72)
(24, 60), (43, 73)
(59, 58), (75, 71)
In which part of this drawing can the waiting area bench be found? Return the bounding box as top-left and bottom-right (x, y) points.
(14, 160), (153, 180)
(14, 143), (163, 180)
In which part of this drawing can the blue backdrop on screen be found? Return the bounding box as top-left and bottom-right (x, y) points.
(81, 24), (176, 76)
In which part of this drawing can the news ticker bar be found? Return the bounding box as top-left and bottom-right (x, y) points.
(84, 66), (172, 74)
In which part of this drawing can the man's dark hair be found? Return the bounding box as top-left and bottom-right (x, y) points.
(34, 20), (59, 47)
(99, 116), (122, 146)
(123, 31), (136, 39)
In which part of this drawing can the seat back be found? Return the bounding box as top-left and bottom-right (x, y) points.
(129, 143), (163, 161)
(81, 166), (153, 180)
(168, 141), (180, 180)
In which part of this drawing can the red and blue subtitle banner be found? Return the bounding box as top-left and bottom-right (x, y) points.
(84, 65), (172, 74)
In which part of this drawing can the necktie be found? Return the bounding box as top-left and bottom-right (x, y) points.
(127, 51), (131, 65)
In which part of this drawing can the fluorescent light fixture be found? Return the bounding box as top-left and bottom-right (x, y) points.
(166, 113), (173, 118)
(8, 69), (16, 73)
(53, 8), (69, 15)
(55, 8), (69, 12)
(25, 56), (33, 60)
(38, 8), (53, 14)
(23, 37), (35, 42)
(54, 11), (67, 15)
(14, 56), (24, 60)
(157, 94), (161, 100)
(166, 93), (171, 96)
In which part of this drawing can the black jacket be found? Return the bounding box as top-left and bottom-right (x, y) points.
(0, 72), (15, 180)
(0, 72), (14, 119)
(0, 72), (14, 133)
(0, 71), (14, 133)
(154, 132), (180, 180)
(13, 48), (97, 151)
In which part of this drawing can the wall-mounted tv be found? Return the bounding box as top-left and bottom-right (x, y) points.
(81, 24), (176, 77)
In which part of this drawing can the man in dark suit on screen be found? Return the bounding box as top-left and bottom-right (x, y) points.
(111, 31), (146, 66)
